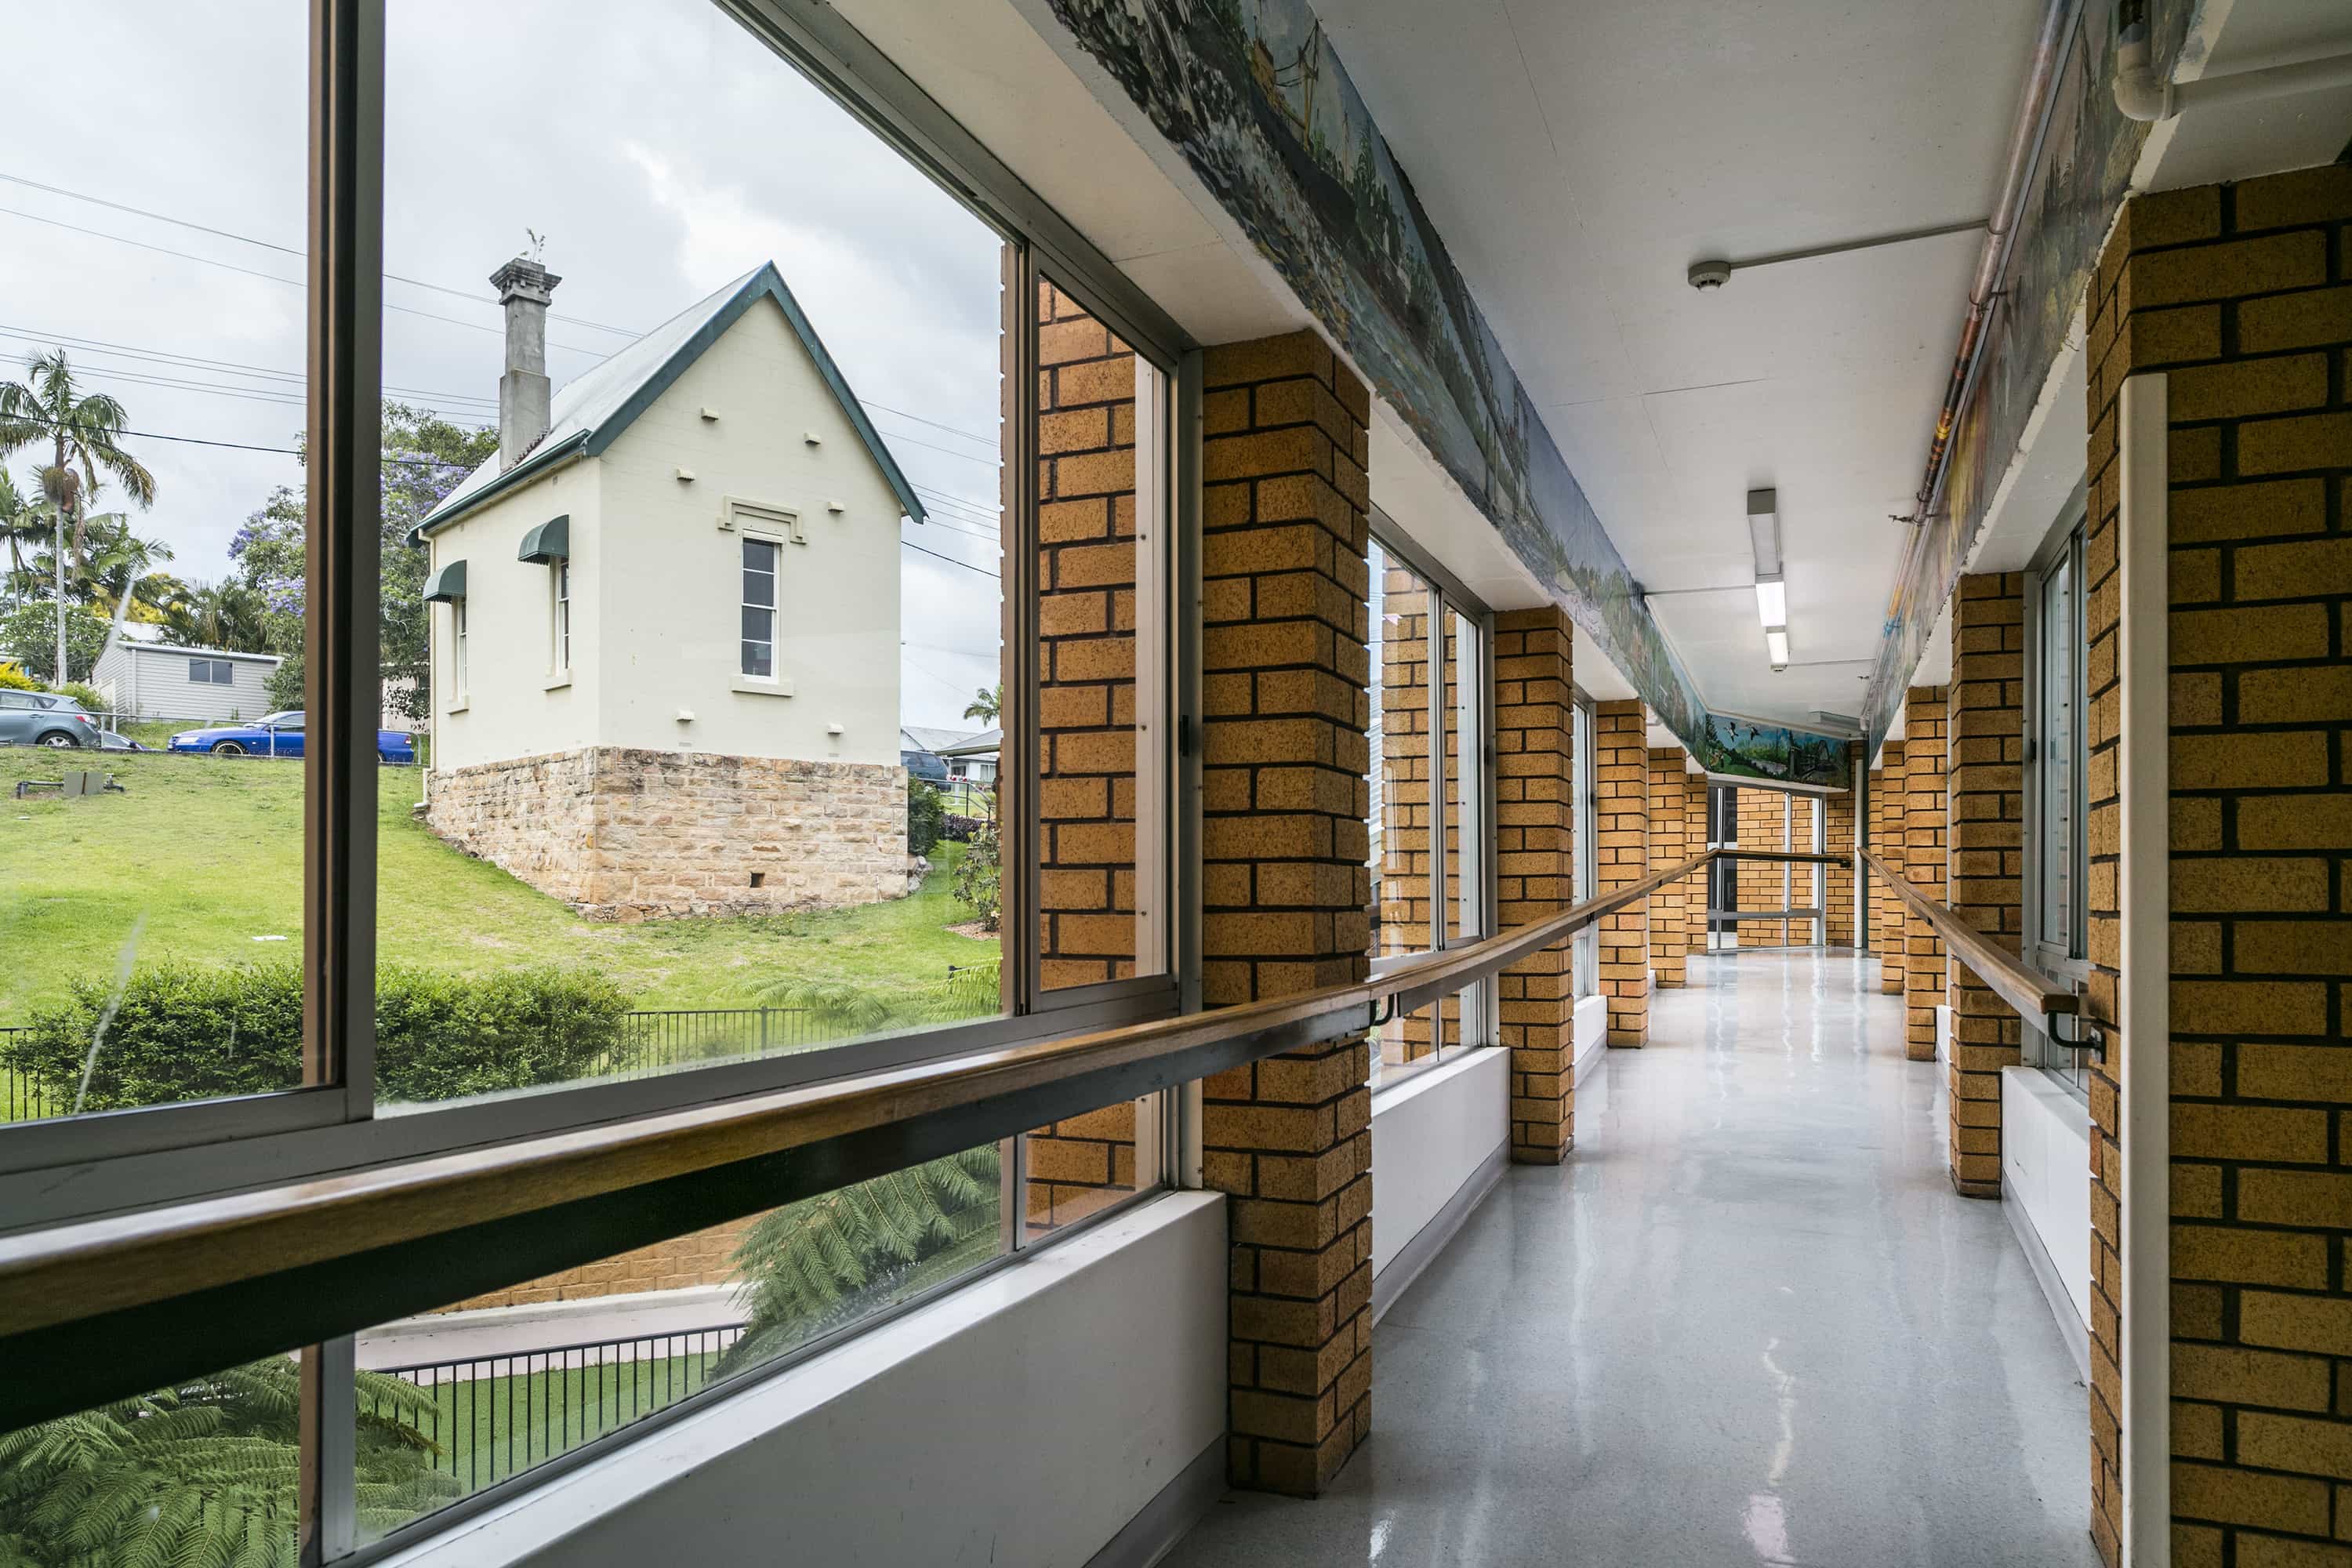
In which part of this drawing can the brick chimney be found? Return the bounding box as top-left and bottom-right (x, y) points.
(490, 256), (561, 470)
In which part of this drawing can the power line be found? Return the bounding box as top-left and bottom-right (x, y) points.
(899, 537), (996, 579)
(862, 401), (997, 448)
(0, 205), (610, 358)
(866, 421), (1001, 468)
(0, 169), (643, 336)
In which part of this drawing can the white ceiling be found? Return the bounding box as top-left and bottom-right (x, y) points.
(833, 0), (2346, 738)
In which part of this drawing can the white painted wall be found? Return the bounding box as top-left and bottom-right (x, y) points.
(597, 298), (902, 768)
(94, 642), (278, 721)
(1370, 1047), (1507, 1283)
(2002, 1065), (2092, 1329)
(381, 1192), (1225, 1568)
(432, 296), (904, 772)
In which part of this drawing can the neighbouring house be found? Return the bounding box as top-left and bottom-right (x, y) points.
(91, 634), (280, 722)
(412, 255), (927, 920)
(900, 724), (999, 785)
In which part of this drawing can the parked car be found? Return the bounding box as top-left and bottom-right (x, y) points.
(166, 710), (417, 765)
(0, 690), (103, 748)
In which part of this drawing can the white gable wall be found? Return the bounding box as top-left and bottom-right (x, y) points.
(428, 459), (599, 771)
(593, 296), (903, 768)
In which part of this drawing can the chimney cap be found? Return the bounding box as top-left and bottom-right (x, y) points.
(490, 256), (562, 302)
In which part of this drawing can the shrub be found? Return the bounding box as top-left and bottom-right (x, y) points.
(0, 665), (38, 691)
(951, 812), (1001, 931)
(0, 962), (635, 1112)
(263, 648), (305, 712)
(0, 603), (109, 684)
(50, 680), (110, 713)
(906, 779), (946, 857)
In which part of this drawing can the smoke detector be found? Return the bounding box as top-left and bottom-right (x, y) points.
(1687, 259), (1733, 291)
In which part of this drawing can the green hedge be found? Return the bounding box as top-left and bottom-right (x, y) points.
(0, 961), (633, 1112)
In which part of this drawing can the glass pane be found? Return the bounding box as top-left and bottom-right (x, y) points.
(0, 1358), (339, 1563)
(1573, 699), (1597, 994)
(0, 2), (311, 1127)
(358, 1143), (1007, 1542)
(1367, 544), (1434, 960)
(1031, 278), (1166, 991)
(2039, 556), (2077, 952)
(1446, 608), (1483, 942)
(1021, 1093), (1163, 1241)
(375, 0), (1008, 1109)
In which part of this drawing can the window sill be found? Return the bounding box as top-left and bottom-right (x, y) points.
(731, 677), (794, 698)
(443, 699), (469, 716)
(543, 675), (572, 691)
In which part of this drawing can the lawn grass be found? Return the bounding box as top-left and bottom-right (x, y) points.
(0, 750), (997, 1022)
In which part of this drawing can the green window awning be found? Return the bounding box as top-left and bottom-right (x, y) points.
(517, 514), (570, 564)
(422, 559), (467, 602)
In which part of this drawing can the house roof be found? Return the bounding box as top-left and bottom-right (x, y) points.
(932, 727), (1001, 760)
(412, 262), (927, 539)
(901, 724), (992, 756)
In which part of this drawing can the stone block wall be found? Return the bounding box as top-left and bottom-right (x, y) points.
(1902, 688), (1949, 1060)
(1199, 329), (1374, 1497)
(2086, 165), (2352, 1567)
(1493, 606), (1575, 1160)
(1947, 573), (2027, 1200)
(1594, 700), (1649, 1044)
(429, 747), (906, 921)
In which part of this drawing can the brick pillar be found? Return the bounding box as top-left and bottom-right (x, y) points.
(1198, 329), (1374, 1497)
(1824, 768), (1857, 948)
(1024, 280), (1145, 1236)
(1647, 747), (1688, 985)
(1900, 687), (1947, 1060)
(1684, 770), (1708, 955)
(1945, 574), (2026, 1200)
(1492, 606), (1575, 1161)
(1374, 568), (1433, 959)
(2085, 165), (2352, 1568)
(1735, 786), (1791, 946)
(1594, 701), (1649, 1044)
(1873, 740), (1907, 994)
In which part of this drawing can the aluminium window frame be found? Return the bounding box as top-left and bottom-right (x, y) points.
(0, 0), (1199, 1224)
(1363, 510), (1497, 1087)
(2020, 486), (2092, 1098)
(739, 532), (782, 680)
(1571, 685), (1598, 996)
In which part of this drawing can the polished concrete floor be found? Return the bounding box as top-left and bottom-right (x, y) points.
(1163, 949), (2100, 1568)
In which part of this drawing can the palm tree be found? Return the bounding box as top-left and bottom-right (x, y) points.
(76, 517), (176, 673)
(0, 469), (40, 608)
(962, 682), (1001, 725)
(0, 350), (158, 685)
(162, 581), (271, 655)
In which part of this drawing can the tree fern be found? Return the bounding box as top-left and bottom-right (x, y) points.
(722, 1143), (1002, 1370)
(0, 1359), (457, 1568)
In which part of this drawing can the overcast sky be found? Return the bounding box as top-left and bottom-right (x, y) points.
(0, 0), (1005, 731)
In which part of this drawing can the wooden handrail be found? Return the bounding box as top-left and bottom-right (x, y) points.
(1858, 849), (2078, 1026)
(0, 845), (1851, 1426)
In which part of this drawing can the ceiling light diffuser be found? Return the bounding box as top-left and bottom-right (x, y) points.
(1754, 575), (1786, 628)
(1765, 628), (1790, 669)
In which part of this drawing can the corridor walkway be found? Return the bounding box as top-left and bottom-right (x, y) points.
(1165, 949), (2100, 1568)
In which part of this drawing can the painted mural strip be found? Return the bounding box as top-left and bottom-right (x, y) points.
(1858, 0), (2156, 750)
(1038, 0), (1849, 790)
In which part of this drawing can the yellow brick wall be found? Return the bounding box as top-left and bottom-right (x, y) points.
(2085, 165), (2352, 1566)
(1199, 329), (1374, 1497)
(448, 1218), (757, 1311)
(1593, 701), (1648, 1044)
(1873, 741), (1907, 995)
(1493, 607), (1576, 1160)
(1901, 687), (1948, 1061)
(1647, 748), (1689, 986)
(1947, 573), (2027, 1199)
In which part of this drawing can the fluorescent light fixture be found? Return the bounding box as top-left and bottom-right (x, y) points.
(1754, 573), (1786, 627)
(1765, 628), (1790, 669)
(1747, 488), (1780, 576)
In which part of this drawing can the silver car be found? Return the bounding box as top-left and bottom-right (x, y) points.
(0, 690), (103, 748)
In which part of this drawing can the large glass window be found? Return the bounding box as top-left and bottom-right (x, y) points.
(1363, 529), (1492, 1088)
(2026, 511), (2089, 1096)
(1573, 691), (1598, 996)
(0, 1), (314, 1134)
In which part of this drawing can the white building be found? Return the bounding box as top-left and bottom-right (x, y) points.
(91, 637), (281, 722)
(412, 256), (927, 920)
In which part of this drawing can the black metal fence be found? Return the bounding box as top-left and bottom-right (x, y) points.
(367, 1323), (747, 1492)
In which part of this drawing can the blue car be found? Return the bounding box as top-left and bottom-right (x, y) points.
(167, 710), (417, 765)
